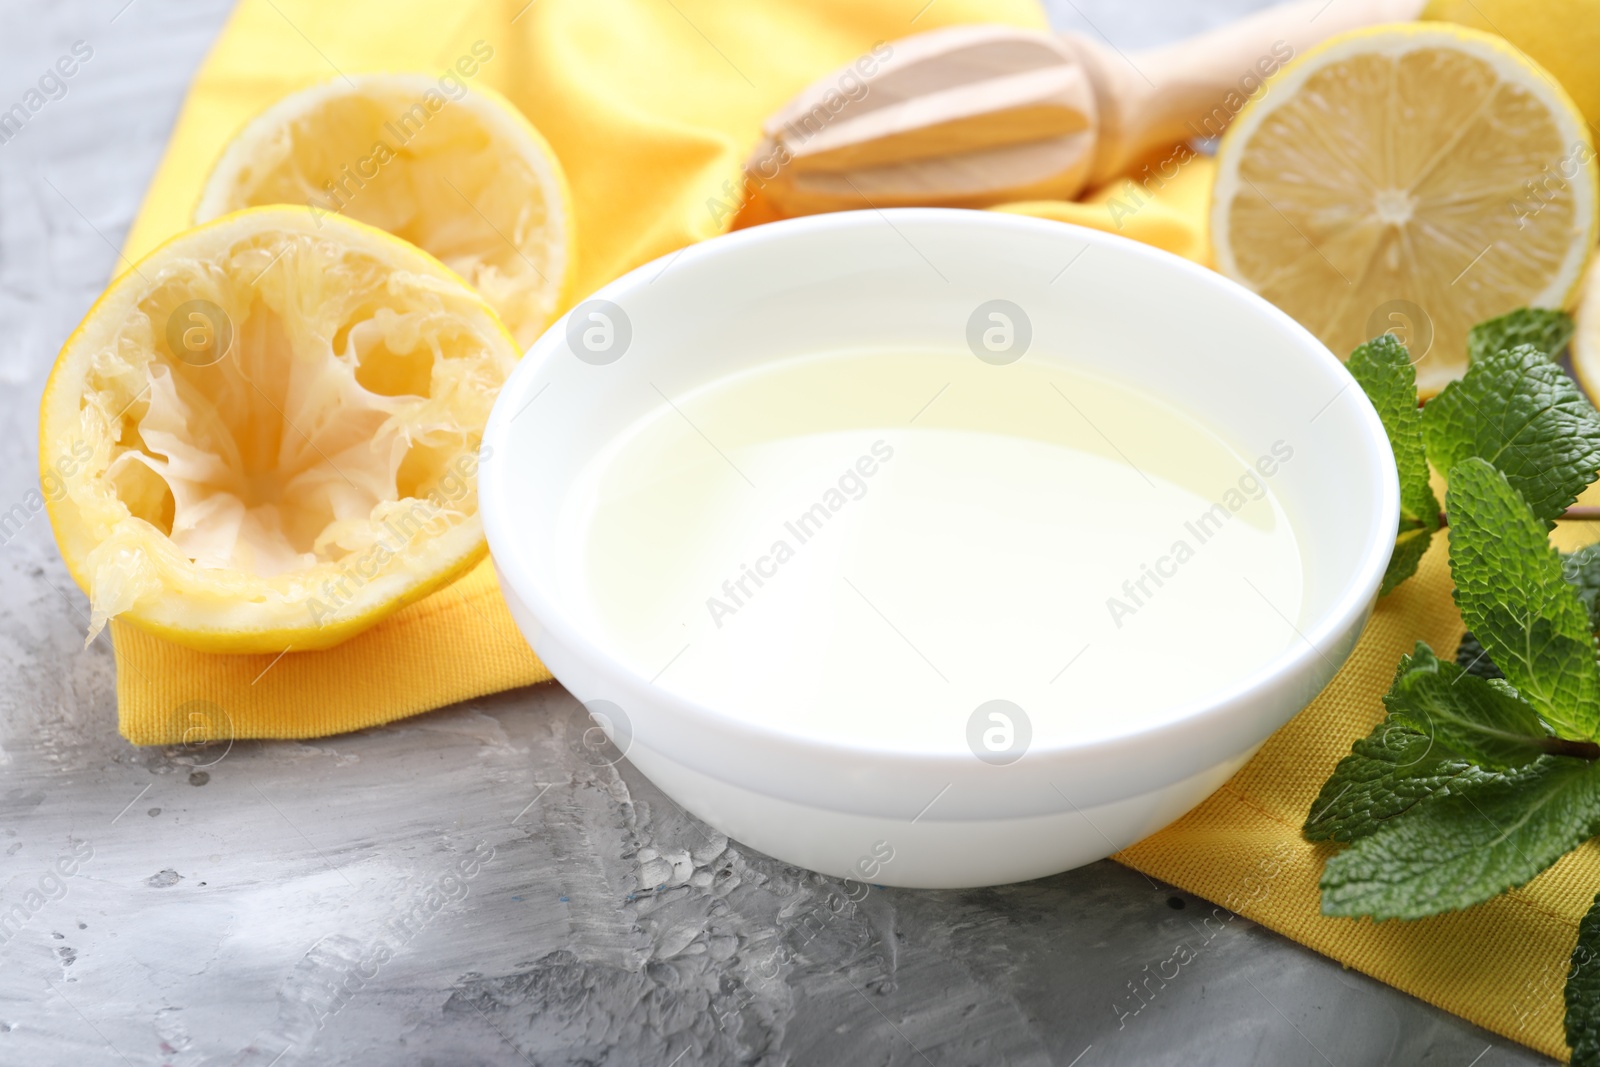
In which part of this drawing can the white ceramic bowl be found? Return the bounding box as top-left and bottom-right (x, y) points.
(480, 209), (1397, 889)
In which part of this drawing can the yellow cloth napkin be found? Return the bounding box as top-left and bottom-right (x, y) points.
(110, 0), (1586, 1059)
(113, 0), (1052, 740)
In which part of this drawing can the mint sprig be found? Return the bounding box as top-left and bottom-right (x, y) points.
(1307, 309), (1600, 1062)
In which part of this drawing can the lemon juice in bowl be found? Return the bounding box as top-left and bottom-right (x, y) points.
(556, 348), (1305, 752)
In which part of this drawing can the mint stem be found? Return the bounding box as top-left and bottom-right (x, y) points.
(1539, 737), (1600, 761)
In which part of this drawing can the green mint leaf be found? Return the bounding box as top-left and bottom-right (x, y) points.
(1468, 308), (1575, 363)
(1304, 642), (1526, 843)
(1456, 549), (1600, 683)
(1303, 715), (1497, 843)
(1320, 757), (1600, 919)
(1455, 631), (1504, 680)
(1346, 333), (1438, 594)
(1567, 543), (1600, 634)
(1423, 343), (1600, 526)
(1381, 527), (1433, 598)
(1446, 458), (1600, 740)
(1382, 642), (1550, 771)
(1567, 891), (1600, 1066)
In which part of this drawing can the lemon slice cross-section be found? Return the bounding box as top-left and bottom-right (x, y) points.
(1212, 23), (1597, 394)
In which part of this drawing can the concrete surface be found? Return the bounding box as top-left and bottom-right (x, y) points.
(0, 0), (1559, 1064)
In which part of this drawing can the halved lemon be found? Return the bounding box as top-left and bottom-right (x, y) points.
(196, 74), (574, 350)
(1576, 255), (1600, 396)
(1212, 23), (1597, 394)
(40, 207), (520, 654)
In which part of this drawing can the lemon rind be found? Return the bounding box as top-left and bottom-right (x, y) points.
(194, 73), (578, 344)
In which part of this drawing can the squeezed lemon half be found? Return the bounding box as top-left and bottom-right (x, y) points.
(1212, 23), (1597, 393)
(196, 74), (574, 350)
(40, 207), (520, 653)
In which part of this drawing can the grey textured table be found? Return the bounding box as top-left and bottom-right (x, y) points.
(0, 1), (1559, 1064)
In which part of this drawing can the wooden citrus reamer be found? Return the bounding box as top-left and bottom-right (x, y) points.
(748, 0), (1427, 215)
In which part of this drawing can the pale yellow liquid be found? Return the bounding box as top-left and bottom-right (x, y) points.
(557, 351), (1304, 751)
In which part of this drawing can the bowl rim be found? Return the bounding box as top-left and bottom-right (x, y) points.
(480, 207), (1399, 789)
